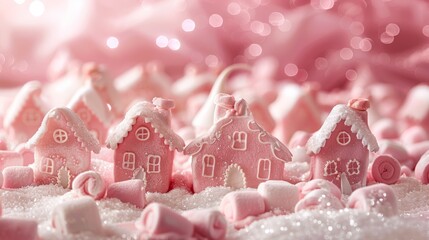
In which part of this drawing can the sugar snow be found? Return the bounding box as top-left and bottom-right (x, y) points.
(2, 177), (429, 240)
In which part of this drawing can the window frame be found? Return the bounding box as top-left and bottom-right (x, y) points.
(202, 155), (216, 177)
(135, 126), (150, 141)
(147, 155), (161, 173)
(231, 131), (248, 150)
(53, 129), (68, 144)
(122, 152), (136, 170)
(256, 158), (271, 180)
(336, 131), (351, 146)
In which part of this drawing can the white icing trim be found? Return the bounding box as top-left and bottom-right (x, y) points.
(336, 131), (351, 146)
(53, 129), (68, 144)
(256, 158), (271, 180)
(135, 126), (150, 141)
(202, 154), (215, 177)
(122, 152), (136, 170)
(307, 104), (379, 154)
(106, 101), (184, 152)
(147, 155), (161, 173)
(323, 160), (338, 177)
(346, 158), (360, 176)
(231, 131), (247, 151)
(28, 108), (101, 153)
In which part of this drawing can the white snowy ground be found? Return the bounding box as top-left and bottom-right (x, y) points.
(2, 177), (429, 240)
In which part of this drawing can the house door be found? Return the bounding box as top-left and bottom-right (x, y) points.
(224, 164), (247, 189)
(132, 167), (147, 188)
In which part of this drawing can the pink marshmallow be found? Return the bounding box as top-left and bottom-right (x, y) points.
(401, 166), (413, 177)
(72, 171), (106, 200)
(0, 218), (38, 240)
(219, 190), (266, 222)
(400, 126), (428, 145)
(137, 203), (194, 238)
(378, 140), (412, 169)
(347, 184), (398, 217)
(257, 180), (299, 213)
(105, 179), (146, 208)
(2, 166), (34, 188)
(406, 141), (429, 170)
(52, 197), (103, 235)
(415, 153), (429, 184)
(369, 155), (401, 185)
(91, 158), (114, 187)
(295, 189), (344, 212)
(182, 209), (227, 240)
(300, 179), (342, 200)
(371, 118), (399, 140)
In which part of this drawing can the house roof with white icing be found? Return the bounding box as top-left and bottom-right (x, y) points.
(3, 81), (46, 128)
(105, 101), (185, 151)
(27, 108), (101, 153)
(67, 86), (112, 125)
(184, 98), (292, 162)
(306, 104), (379, 154)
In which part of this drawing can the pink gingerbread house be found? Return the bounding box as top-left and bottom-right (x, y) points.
(306, 98), (379, 192)
(3, 81), (47, 148)
(184, 94), (292, 193)
(106, 98), (185, 193)
(67, 86), (112, 144)
(27, 108), (101, 188)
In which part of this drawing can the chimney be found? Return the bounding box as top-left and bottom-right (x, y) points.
(214, 93), (235, 123)
(152, 97), (175, 125)
(347, 98), (370, 123)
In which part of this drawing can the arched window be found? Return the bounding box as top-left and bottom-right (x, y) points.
(122, 152), (136, 170)
(337, 131), (351, 146)
(40, 157), (54, 174)
(53, 129), (68, 144)
(324, 160), (338, 176)
(202, 155), (215, 177)
(23, 109), (41, 126)
(232, 131), (247, 150)
(147, 155), (161, 173)
(257, 159), (271, 180)
(135, 127), (150, 141)
(347, 159), (360, 175)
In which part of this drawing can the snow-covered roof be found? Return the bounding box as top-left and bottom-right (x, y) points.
(27, 108), (101, 153)
(184, 114), (292, 162)
(106, 101), (185, 151)
(306, 104), (379, 154)
(67, 86), (112, 125)
(3, 81), (46, 128)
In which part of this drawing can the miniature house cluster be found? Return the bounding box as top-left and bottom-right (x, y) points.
(0, 63), (383, 195)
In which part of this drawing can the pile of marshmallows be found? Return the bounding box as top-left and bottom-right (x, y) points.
(0, 169), (398, 239)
